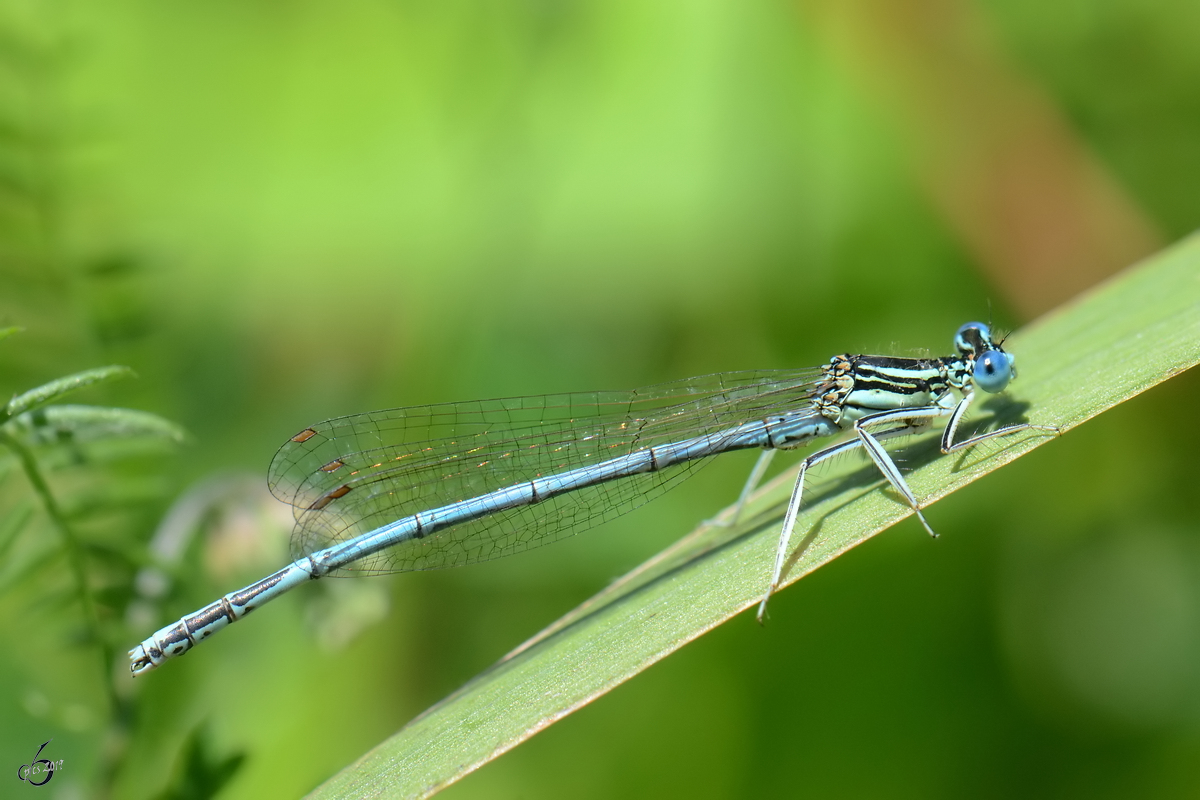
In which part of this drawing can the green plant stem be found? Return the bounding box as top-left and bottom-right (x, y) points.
(0, 429), (119, 713)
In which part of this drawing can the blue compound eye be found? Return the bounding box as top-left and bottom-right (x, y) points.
(973, 349), (1013, 393)
(955, 322), (992, 354)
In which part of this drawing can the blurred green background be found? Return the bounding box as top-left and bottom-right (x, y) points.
(1, 1), (1198, 797)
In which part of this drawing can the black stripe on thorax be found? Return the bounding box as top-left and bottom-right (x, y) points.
(854, 355), (942, 372)
(852, 358), (946, 394)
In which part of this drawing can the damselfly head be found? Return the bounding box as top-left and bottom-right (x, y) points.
(956, 321), (1014, 393)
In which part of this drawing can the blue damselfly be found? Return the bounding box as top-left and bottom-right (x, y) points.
(130, 322), (1053, 675)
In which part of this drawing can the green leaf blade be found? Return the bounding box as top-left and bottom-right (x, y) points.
(5, 404), (188, 447)
(311, 235), (1200, 799)
(3, 365), (136, 420)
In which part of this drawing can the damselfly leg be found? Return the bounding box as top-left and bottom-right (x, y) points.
(756, 387), (1058, 622)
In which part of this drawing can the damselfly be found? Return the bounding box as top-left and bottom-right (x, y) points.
(130, 322), (1053, 675)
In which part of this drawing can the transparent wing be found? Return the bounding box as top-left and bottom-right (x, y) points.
(268, 369), (821, 574)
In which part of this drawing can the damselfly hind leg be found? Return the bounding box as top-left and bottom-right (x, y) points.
(755, 421), (922, 623)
